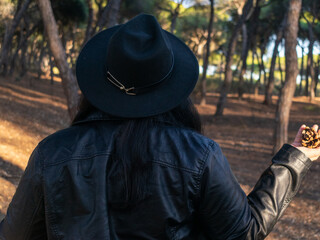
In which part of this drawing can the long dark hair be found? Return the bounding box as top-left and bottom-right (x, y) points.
(73, 96), (202, 207)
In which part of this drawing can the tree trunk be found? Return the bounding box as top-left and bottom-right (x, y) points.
(37, 0), (80, 120)
(92, 0), (122, 35)
(106, 0), (122, 29)
(19, 36), (28, 78)
(37, 40), (47, 80)
(219, 53), (224, 83)
(273, 0), (301, 153)
(9, 28), (23, 76)
(200, 0), (214, 106)
(299, 46), (304, 95)
(9, 20), (39, 75)
(250, 50), (255, 89)
(0, 0), (31, 75)
(238, 24), (248, 99)
(82, 0), (94, 47)
(264, 18), (286, 105)
(215, 0), (254, 116)
(170, 0), (184, 33)
(260, 45), (267, 88)
(278, 52), (284, 85)
(254, 51), (262, 96)
(307, 21), (315, 101)
(49, 49), (54, 85)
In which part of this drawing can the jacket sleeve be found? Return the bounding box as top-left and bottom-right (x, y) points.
(198, 143), (312, 240)
(0, 146), (47, 240)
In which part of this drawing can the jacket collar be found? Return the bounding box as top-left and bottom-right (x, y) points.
(71, 108), (177, 127)
(72, 109), (125, 125)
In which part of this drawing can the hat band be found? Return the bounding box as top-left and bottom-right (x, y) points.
(107, 71), (136, 95)
(106, 54), (175, 96)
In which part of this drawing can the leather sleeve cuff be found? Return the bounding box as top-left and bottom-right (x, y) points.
(272, 144), (312, 175)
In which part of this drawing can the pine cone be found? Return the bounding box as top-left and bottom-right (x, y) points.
(301, 127), (320, 148)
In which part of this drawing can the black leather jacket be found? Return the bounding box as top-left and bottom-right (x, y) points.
(0, 110), (312, 240)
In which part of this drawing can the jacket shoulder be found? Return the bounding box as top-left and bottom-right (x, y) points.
(148, 126), (217, 174)
(37, 123), (115, 167)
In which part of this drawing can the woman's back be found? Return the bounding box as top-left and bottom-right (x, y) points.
(40, 110), (214, 239)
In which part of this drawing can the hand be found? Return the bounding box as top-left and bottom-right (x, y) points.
(291, 124), (320, 161)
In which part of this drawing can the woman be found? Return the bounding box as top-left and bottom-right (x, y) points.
(0, 13), (319, 240)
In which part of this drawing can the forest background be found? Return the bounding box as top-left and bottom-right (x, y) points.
(0, 0), (320, 239)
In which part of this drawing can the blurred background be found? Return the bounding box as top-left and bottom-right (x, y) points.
(0, 0), (320, 239)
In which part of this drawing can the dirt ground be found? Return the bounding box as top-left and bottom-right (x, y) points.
(0, 75), (320, 239)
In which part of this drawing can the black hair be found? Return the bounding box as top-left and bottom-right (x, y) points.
(73, 96), (202, 208)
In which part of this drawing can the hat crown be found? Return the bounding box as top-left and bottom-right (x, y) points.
(106, 14), (174, 91)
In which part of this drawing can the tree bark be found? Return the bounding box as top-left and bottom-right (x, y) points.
(254, 51), (262, 96)
(170, 0), (184, 33)
(307, 21), (315, 101)
(37, 0), (80, 120)
(37, 40), (47, 80)
(9, 27), (23, 76)
(273, 0), (301, 153)
(200, 0), (214, 106)
(299, 46), (304, 95)
(278, 52), (284, 85)
(215, 0), (254, 116)
(19, 35), (28, 78)
(315, 57), (319, 96)
(238, 0), (261, 99)
(82, 0), (94, 47)
(238, 24), (248, 99)
(219, 53), (224, 83)
(49, 49), (54, 85)
(259, 44), (267, 88)
(264, 17), (286, 105)
(0, 0), (31, 75)
(92, 0), (122, 35)
(9, 20), (39, 75)
(250, 50), (255, 89)
(106, 0), (122, 29)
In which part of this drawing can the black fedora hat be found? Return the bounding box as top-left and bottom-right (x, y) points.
(76, 13), (199, 118)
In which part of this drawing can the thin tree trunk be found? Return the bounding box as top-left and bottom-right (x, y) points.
(170, 0), (184, 33)
(92, 0), (122, 35)
(37, 40), (47, 80)
(0, 0), (31, 75)
(219, 53), (224, 83)
(260, 45), (267, 88)
(274, 0), (301, 153)
(9, 28), (23, 76)
(215, 0), (254, 116)
(238, 24), (248, 99)
(82, 0), (94, 47)
(299, 46), (304, 95)
(19, 37), (28, 78)
(278, 52), (284, 85)
(304, 68), (309, 96)
(49, 49), (54, 85)
(105, 0), (122, 29)
(200, 0), (214, 106)
(264, 18), (286, 105)
(307, 21), (315, 101)
(37, 0), (80, 120)
(254, 51), (262, 96)
(250, 50), (255, 89)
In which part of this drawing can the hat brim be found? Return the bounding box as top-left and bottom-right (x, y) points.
(76, 25), (199, 118)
